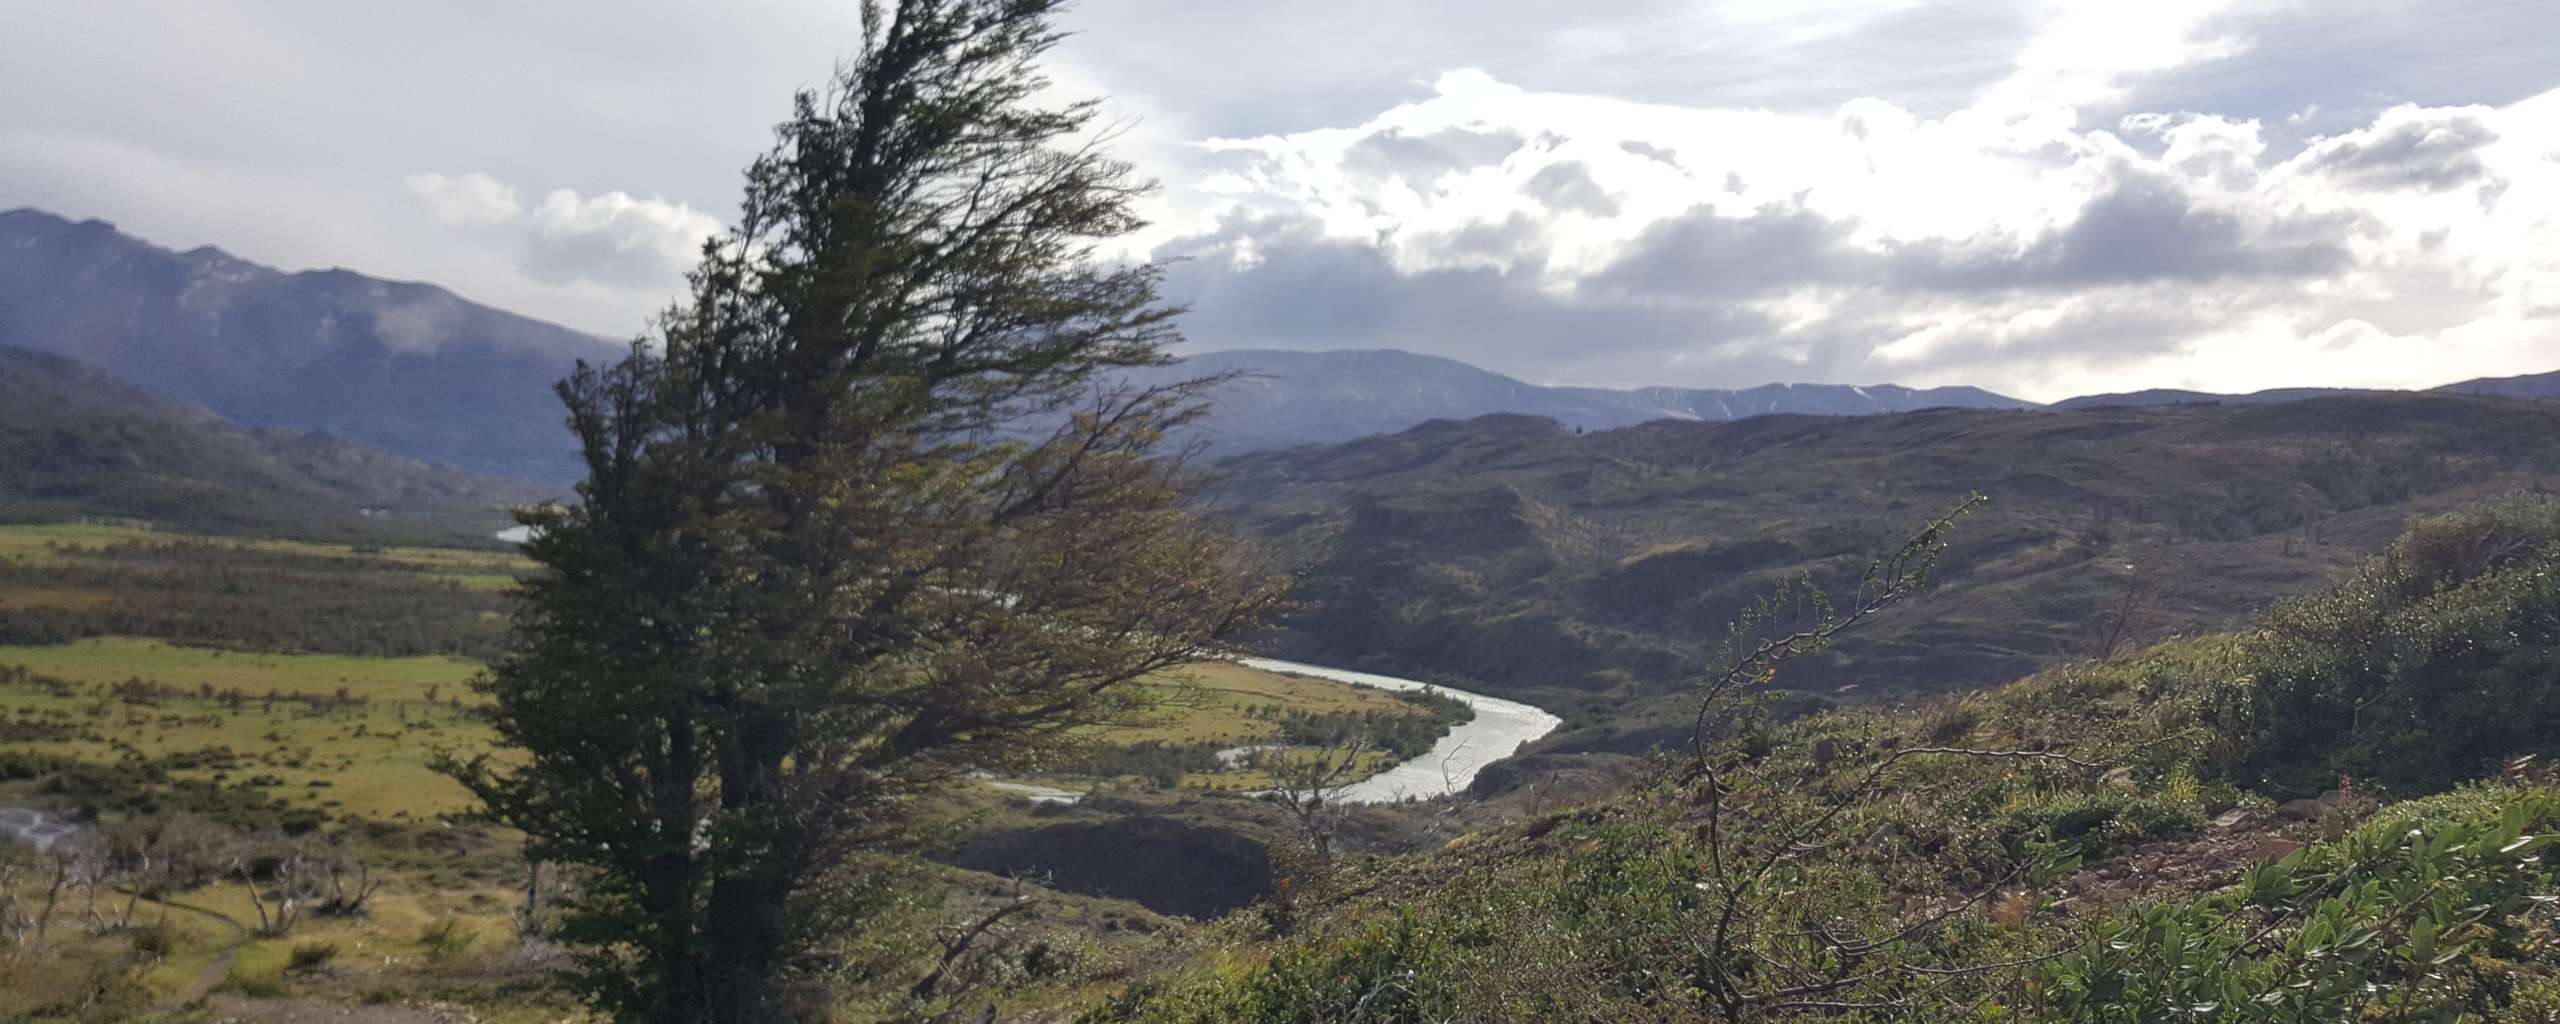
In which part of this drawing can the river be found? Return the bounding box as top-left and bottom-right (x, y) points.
(501, 529), (1564, 807)
(986, 659), (1561, 806)
(1237, 658), (1561, 804)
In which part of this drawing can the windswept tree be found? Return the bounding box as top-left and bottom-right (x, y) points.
(446, 3), (1283, 1020)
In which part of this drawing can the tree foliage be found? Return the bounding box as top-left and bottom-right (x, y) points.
(446, 3), (1281, 1020)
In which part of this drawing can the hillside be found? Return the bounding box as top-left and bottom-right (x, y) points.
(1212, 394), (2560, 730)
(1093, 498), (2560, 1023)
(1128, 347), (2034, 452)
(2052, 385), (2372, 409)
(0, 344), (541, 539)
(0, 208), (622, 480)
(2441, 368), (2560, 399)
(2059, 370), (2560, 410)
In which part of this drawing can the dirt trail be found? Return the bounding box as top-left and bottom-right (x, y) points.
(138, 892), (248, 1015)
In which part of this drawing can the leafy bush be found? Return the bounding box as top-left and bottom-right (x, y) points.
(2043, 785), (2560, 1022)
(1991, 782), (2204, 858)
(417, 917), (475, 963)
(0, 950), (151, 1024)
(287, 940), (340, 972)
(2205, 495), (2560, 796)
(125, 920), (180, 959)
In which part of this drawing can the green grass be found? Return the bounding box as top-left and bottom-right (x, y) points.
(0, 638), (492, 819)
(1, 639), (1426, 819)
(0, 520), (1469, 1021)
(1100, 661), (1425, 746)
(0, 636), (485, 699)
(0, 521), (530, 576)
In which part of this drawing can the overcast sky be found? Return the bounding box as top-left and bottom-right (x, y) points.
(5, 1), (2556, 400)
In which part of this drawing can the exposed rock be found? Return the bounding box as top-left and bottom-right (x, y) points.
(2247, 837), (2305, 863)
(2277, 798), (2328, 820)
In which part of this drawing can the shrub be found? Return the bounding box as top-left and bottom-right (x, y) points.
(2205, 495), (2560, 796)
(0, 952), (151, 1024)
(125, 921), (180, 959)
(2043, 784), (2560, 1023)
(218, 964), (286, 998)
(417, 918), (474, 963)
(287, 940), (340, 973)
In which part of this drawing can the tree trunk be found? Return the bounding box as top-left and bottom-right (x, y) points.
(645, 715), (708, 1024)
(697, 709), (798, 1023)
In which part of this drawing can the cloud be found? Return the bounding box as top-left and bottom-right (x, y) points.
(397, 171), (722, 294)
(2295, 105), (2500, 192)
(402, 171), (522, 225)
(1150, 58), (2560, 400)
(1344, 126), (1527, 185)
(1591, 204), (1853, 299)
(1524, 161), (1620, 217)
(6, 1), (2555, 398)
(521, 188), (720, 288)
(1891, 173), (2355, 291)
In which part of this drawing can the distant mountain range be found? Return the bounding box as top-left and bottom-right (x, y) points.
(2055, 370), (2560, 410)
(0, 208), (621, 481)
(3, 208), (2554, 482)
(0, 344), (539, 538)
(1124, 349), (2034, 453)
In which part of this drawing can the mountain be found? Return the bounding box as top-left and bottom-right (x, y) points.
(2057, 372), (2560, 410)
(2052, 386), (2373, 409)
(0, 344), (541, 539)
(1210, 392), (2560, 720)
(0, 208), (621, 481)
(2438, 368), (2560, 399)
(0, 210), (2034, 474)
(8, 209), (2547, 479)
(1127, 348), (2036, 452)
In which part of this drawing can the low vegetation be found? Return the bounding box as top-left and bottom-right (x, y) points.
(7, 2), (2557, 1021)
(0, 520), (1436, 1020)
(0, 522), (524, 658)
(1089, 496), (2560, 1023)
(1224, 395), (2560, 702)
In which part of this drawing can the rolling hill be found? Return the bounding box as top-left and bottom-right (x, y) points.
(0, 344), (542, 539)
(1125, 348), (2035, 452)
(1210, 393), (2560, 732)
(2058, 370), (2560, 409)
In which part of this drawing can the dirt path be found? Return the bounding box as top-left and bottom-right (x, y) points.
(136, 891), (249, 1015)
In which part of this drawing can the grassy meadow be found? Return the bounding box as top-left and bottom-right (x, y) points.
(0, 637), (492, 820)
(0, 518), (1465, 1019)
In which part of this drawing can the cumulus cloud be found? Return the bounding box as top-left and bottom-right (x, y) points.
(2295, 105), (2500, 192)
(399, 172), (721, 291)
(1146, 37), (2560, 401)
(7, 0), (2555, 397)
(521, 188), (720, 288)
(1890, 174), (2356, 291)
